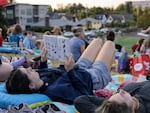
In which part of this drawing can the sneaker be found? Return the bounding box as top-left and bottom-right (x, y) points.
(35, 104), (65, 113)
(7, 103), (33, 113)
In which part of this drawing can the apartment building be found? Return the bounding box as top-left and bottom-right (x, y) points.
(4, 3), (49, 30)
(131, 0), (150, 10)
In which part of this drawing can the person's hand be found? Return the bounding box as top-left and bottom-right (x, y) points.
(41, 48), (47, 62)
(65, 54), (75, 72)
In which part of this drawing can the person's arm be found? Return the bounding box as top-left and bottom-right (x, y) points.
(19, 41), (23, 49)
(80, 45), (85, 54)
(18, 34), (24, 49)
(65, 55), (93, 94)
(38, 48), (48, 69)
(74, 95), (106, 113)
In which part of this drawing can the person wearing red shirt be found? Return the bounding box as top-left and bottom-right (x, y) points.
(131, 38), (145, 54)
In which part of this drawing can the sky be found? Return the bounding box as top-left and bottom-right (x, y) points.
(15, 0), (142, 9)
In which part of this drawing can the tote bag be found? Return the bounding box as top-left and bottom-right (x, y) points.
(130, 54), (150, 76)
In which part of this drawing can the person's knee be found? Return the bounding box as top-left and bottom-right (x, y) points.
(105, 40), (115, 48)
(90, 38), (101, 44)
(94, 38), (102, 44)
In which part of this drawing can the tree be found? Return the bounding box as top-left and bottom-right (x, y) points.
(125, 2), (133, 14)
(48, 5), (53, 13)
(116, 4), (126, 14)
(86, 21), (92, 30)
(0, 7), (8, 38)
(9, 0), (15, 3)
(88, 7), (104, 18)
(132, 6), (142, 22)
(137, 7), (150, 27)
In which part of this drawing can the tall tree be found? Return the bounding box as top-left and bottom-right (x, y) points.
(116, 4), (126, 14)
(48, 5), (53, 13)
(0, 7), (8, 38)
(137, 7), (150, 27)
(125, 2), (133, 14)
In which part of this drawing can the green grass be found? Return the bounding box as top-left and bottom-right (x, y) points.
(115, 36), (143, 55)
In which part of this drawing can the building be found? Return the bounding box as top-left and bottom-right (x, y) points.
(131, 0), (150, 10)
(4, 3), (49, 30)
(48, 13), (78, 31)
(79, 18), (102, 30)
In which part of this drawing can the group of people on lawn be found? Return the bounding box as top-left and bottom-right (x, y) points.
(0, 25), (150, 113)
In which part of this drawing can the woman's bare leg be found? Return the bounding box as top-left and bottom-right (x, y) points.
(95, 40), (115, 71)
(79, 38), (103, 63)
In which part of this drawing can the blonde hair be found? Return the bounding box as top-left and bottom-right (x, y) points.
(51, 26), (61, 35)
(7, 27), (14, 35)
(95, 100), (132, 113)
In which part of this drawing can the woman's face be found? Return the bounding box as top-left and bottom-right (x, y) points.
(19, 67), (42, 89)
(109, 89), (133, 107)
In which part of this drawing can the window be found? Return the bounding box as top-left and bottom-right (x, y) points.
(6, 9), (13, 19)
(27, 9), (32, 15)
(33, 17), (39, 23)
(21, 9), (25, 15)
(27, 18), (32, 23)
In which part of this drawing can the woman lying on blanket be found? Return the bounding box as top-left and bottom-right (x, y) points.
(6, 38), (115, 104)
(74, 78), (150, 113)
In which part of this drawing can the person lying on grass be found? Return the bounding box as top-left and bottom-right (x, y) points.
(6, 38), (115, 104)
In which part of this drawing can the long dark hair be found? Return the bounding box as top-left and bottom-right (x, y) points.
(137, 38), (145, 52)
(6, 68), (33, 94)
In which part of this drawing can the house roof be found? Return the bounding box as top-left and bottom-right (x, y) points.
(109, 14), (132, 20)
(5, 3), (48, 7)
(49, 19), (76, 27)
(48, 13), (76, 21)
(80, 18), (100, 24)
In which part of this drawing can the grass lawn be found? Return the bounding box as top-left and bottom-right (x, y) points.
(115, 36), (145, 55)
(0, 35), (147, 67)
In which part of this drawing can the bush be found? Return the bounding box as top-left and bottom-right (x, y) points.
(29, 26), (53, 33)
(124, 27), (138, 33)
